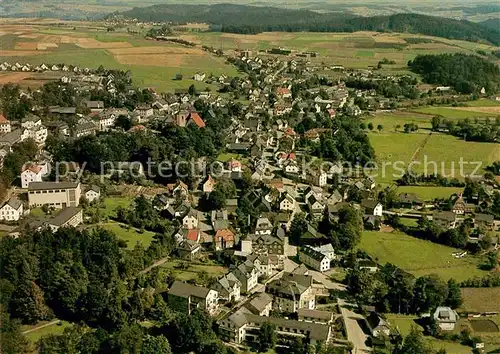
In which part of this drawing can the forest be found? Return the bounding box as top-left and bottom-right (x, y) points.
(408, 53), (500, 94)
(115, 4), (500, 45)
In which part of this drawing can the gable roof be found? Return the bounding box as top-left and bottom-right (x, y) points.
(215, 229), (235, 242)
(189, 112), (206, 128)
(3, 197), (22, 210)
(0, 114), (9, 124)
(168, 280), (211, 299)
(22, 164), (43, 174)
(48, 207), (82, 227)
(185, 229), (200, 242)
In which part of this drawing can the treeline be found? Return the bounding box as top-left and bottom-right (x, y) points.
(345, 76), (419, 99)
(346, 262), (463, 314)
(117, 4), (500, 45)
(396, 172), (465, 187)
(431, 115), (500, 143)
(408, 53), (500, 94)
(0, 227), (233, 354)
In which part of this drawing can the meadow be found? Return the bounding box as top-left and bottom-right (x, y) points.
(460, 287), (500, 313)
(160, 260), (227, 282)
(412, 107), (498, 119)
(395, 186), (463, 201)
(360, 231), (488, 282)
(100, 221), (156, 249)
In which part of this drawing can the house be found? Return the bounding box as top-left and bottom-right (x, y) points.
(276, 87), (292, 99)
(133, 105), (154, 121)
(474, 213), (495, 231)
(74, 121), (97, 138)
(433, 211), (457, 229)
(307, 193), (325, 215)
(307, 169), (328, 187)
(266, 273), (315, 313)
(359, 259), (379, 273)
(278, 192), (296, 212)
(254, 217), (273, 235)
(203, 175), (216, 193)
(298, 245), (331, 272)
(312, 244), (336, 261)
(0, 114), (11, 134)
(211, 275), (241, 302)
(218, 308), (332, 345)
(361, 199), (383, 217)
(452, 194), (475, 215)
(167, 281), (219, 316)
(84, 185), (101, 203)
(0, 197), (23, 221)
(21, 164), (44, 189)
(176, 239), (201, 259)
(244, 293), (273, 316)
(182, 209), (200, 229)
(227, 159), (242, 172)
(193, 72), (206, 82)
(85, 100), (105, 112)
(21, 114), (42, 129)
(298, 308), (333, 324)
(214, 229), (235, 250)
(433, 307), (458, 331)
(231, 260), (259, 292)
(366, 312), (391, 337)
(241, 234), (287, 256)
(46, 207), (83, 232)
(397, 193), (424, 209)
(28, 182), (81, 209)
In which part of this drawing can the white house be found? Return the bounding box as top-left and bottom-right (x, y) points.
(21, 164), (44, 189)
(0, 197), (23, 221)
(298, 245), (331, 272)
(433, 307), (458, 331)
(193, 73), (206, 82)
(279, 193), (296, 212)
(182, 209), (199, 229)
(0, 114), (11, 134)
(84, 185), (101, 203)
(361, 199), (383, 217)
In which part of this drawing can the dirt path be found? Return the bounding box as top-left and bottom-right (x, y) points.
(409, 131), (433, 163)
(22, 320), (61, 334)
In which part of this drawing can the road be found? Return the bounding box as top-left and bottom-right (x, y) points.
(338, 299), (372, 354)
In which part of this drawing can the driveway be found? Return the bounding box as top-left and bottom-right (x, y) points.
(338, 299), (371, 353)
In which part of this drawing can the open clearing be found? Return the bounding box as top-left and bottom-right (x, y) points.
(101, 196), (133, 219)
(395, 186), (463, 200)
(360, 231), (488, 281)
(412, 107), (498, 119)
(99, 222), (156, 249)
(161, 260), (227, 282)
(461, 287), (500, 313)
(22, 320), (73, 343)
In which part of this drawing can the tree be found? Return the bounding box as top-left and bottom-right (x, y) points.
(346, 267), (375, 304)
(431, 116), (442, 131)
(115, 115), (133, 131)
(377, 124), (383, 132)
(412, 274), (448, 313)
(289, 213), (308, 245)
(141, 334), (171, 354)
(368, 122), (374, 131)
(445, 279), (462, 309)
(398, 326), (433, 354)
(257, 322), (276, 352)
(0, 308), (30, 354)
(395, 124), (401, 132)
(188, 84), (196, 96)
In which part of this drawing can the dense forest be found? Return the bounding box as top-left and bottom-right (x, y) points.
(408, 53), (500, 94)
(115, 4), (500, 45)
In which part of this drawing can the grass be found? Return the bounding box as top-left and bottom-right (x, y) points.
(160, 260), (227, 281)
(101, 196), (133, 219)
(466, 99), (500, 107)
(412, 107), (497, 119)
(366, 112), (433, 131)
(100, 221), (155, 249)
(30, 208), (46, 218)
(216, 153), (241, 162)
(399, 218), (419, 227)
(385, 315), (471, 353)
(395, 186), (463, 201)
(460, 287), (500, 313)
(360, 231), (488, 282)
(22, 320), (73, 344)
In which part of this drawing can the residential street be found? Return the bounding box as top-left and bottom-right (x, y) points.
(338, 299), (372, 353)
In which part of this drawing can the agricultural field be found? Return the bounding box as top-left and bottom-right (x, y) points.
(99, 221), (156, 249)
(360, 231), (488, 282)
(460, 287), (500, 313)
(412, 107), (498, 119)
(365, 111), (434, 131)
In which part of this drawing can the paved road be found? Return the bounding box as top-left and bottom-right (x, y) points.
(338, 299), (371, 354)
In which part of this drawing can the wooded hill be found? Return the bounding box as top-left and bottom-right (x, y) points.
(114, 4), (500, 45)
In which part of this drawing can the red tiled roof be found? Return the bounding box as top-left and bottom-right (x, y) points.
(277, 87), (290, 95)
(189, 112), (205, 128)
(284, 127), (296, 136)
(0, 114), (9, 124)
(215, 229), (235, 242)
(186, 229), (200, 242)
(22, 164), (42, 174)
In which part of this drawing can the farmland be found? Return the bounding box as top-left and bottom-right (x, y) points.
(461, 287), (500, 313)
(412, 107), (498, 119)
(360, 231), (489, 282)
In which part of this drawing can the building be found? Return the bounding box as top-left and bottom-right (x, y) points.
(21, 164), (44, 189)
(433, 306), (458, 331)
(84, 185), (101, 203)
(298, 308), (333, 324)
(46, 207), (83, 232)
(265, 273), (315, 313)
(244, 293), (273, 316)
(218, 308), (331, 346)
(366, 311), (391, 337)
(231, 260), (258, 292)
(298, 245), (331, 272)
(254, 217), (273, 235)
(361, 199), (383, 217)
(182, 209), (199, 229)
(28, 182), (81, 209)
(214, 229), (235, 250)
(0, 114), (11, 133)
(193, 72), (206, 82)
(203, 175), (216, 193)
(176, 239), (201, 260)
(211, 275), (241, 301)
(279, 192), (296, 212)
(0, 197), (23, 221)
(452, 194), (475, 215)
(433, 211), (457, 229)
(167, 281), (219, 316)
(85, 100), (105, 112)
(241, 233), (287, 256)
(312, 243), (336, 261)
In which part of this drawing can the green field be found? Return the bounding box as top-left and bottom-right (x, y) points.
(461, 287), (500, 313)
(100, 221), (155, 249)
(395, 186), (463, 201)
(360, 231), (488, 281)
(412, 107), (497, 119)
(466, 99), (500, 107)
(366, 112), (433, 131)
(22, 320), (73, 344)
(101, 197), (133, 219)
(161, 260), (227, 281)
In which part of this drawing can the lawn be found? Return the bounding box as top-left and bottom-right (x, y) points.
(395, 186), (463, 201)
(460, 287), (500, 313)
(412, 107), (497, 119)
(22, 320), (73, 344)
(365, 112), (433, 131)
(100, 222), (155, 249)
(161, 260), (227, 281)
(414, 133), (499, 178)
(101, 196), (133, 219)
(360, 231), (488, 282)
(385, 314), (471, 353)
(216, 153), (241, 162)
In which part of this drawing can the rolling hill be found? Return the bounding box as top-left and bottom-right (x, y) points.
(115, 4), (500, 45)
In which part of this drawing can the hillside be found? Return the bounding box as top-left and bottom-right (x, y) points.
(479, 18), (500, 31)
(115, 4), (500, 45)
